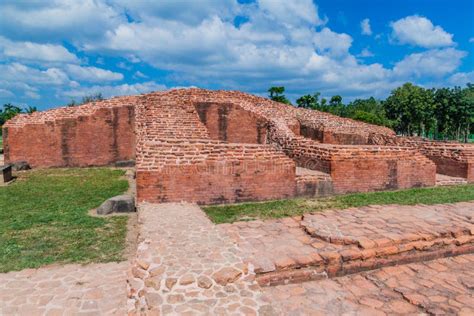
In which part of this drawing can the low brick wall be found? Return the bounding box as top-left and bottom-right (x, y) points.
(268, 123), (436, 194)
(330, 154), (436, 194)
(4, 98), (137, 168)
(136, 140), (296, 204)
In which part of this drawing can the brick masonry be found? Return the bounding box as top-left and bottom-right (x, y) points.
(3, 88), (471, 203)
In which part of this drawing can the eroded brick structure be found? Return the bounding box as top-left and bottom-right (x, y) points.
(3, 88), (472, 204)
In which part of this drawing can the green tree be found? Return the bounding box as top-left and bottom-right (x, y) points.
(25, 106), (37, 114)
(457, 83), (474, 142)
(384, 83), (435, 136)
(0, 103), (23, 125)
(296, 92), (321, 109)
(268, 87), (291, 105)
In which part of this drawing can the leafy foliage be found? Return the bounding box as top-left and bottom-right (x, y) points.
(273, 83), (474, 141)
(268, 86), (291, 105)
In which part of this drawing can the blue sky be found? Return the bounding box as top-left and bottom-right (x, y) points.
(0, 0), (473, 110)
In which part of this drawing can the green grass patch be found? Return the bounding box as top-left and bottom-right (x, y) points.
(204, 184), (474, 224)
(0, 168), (129, 272)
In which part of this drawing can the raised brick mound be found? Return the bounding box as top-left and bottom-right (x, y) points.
(3, 88), (470, 204)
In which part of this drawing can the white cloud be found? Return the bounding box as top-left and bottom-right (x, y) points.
(390, 15), (454, 48)
(0, 88), (14, 98)
(60, 81), (166, 99)
(312, 28), (352, 57)
(115, 0), (239, 26)
(133, 71), (148, 79)
(448, 71), (474, 86)
(257, 0), (326, 26)
(360, 18), (372, 36)
(0, 36), (79, 63)
(0, 0), (124, 43)
(0, 62), (73, 86)
(358, 48), (374, 58)
(65, 64), (123, 82)
(393, 48), (466, 78)
(0, 1), (470, 105)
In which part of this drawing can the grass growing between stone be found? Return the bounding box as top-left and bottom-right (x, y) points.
(0, 168), (129, 273)
(204, 184), (474, 224)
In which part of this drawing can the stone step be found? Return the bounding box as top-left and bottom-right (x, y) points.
(219, 202), (474, 287)
(436, 173), (468, 186)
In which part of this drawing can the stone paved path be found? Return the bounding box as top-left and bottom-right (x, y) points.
(0, 262), (127, 315)
(127, 203), (272, 315)
(263, 254), (474, 315)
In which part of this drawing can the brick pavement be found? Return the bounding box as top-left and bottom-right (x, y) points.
(262, 254), (474, 315)
(221, 202), (474, 286)
(0, 262), (127, 315)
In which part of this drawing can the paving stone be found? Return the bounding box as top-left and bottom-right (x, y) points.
(127, 203), (267, 314)
(0, 262), (127, 315)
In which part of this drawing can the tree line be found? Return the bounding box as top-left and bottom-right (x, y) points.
(268, 83), (474, 142)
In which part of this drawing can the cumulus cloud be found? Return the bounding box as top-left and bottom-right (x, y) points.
(312, 28), (352, 57)
(390, 15), (454, 48)
(60, 81), (166, 99)
(0, 88), (14, 98)
(360, 18), (372, 36)
(358, 48), (374, 58)
(0, 36), (79, 63)
(0, 0), (124, 43)
(448, 71), (474, 86)
(0, 62), (74, 86)
(0, 1), (470, 105)
(393, 48), (466, 78)
(64, 65), (123, 82)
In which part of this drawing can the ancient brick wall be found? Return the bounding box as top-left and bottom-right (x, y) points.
(195, 102), (267, 144)
(136, 140), (296, 204)
(267, 122), (436, 193)
(379, 137), (474, 182)
(3, 88), (451, 203)
(4, 98), (137, 168)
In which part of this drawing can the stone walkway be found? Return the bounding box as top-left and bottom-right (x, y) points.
(127, 203), (272, 315)
(263, 254), (474, 315)
(0, 262), (127, 315)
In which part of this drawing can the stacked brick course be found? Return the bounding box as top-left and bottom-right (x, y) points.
(3, 88), (462, 204)
(3, 97), (137, 168)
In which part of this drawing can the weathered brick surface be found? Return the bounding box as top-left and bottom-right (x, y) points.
(4, 88), (466, 202)
(136, 140), (295, 204)
(3, 97), (137, 168)
(221, 201), (474, 286)
(377, 136), (474, 182)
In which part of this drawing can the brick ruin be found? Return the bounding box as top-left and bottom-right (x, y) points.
(3, 88), (473, 204)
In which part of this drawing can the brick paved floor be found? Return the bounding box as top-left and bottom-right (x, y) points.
(262, 254), (474, 315)
(221, 202), (474, 285)
(0, 262), (127, 315)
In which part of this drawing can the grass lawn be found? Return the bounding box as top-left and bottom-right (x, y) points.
(0, 168), (129, 273)
(203, 184), (474, 224)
